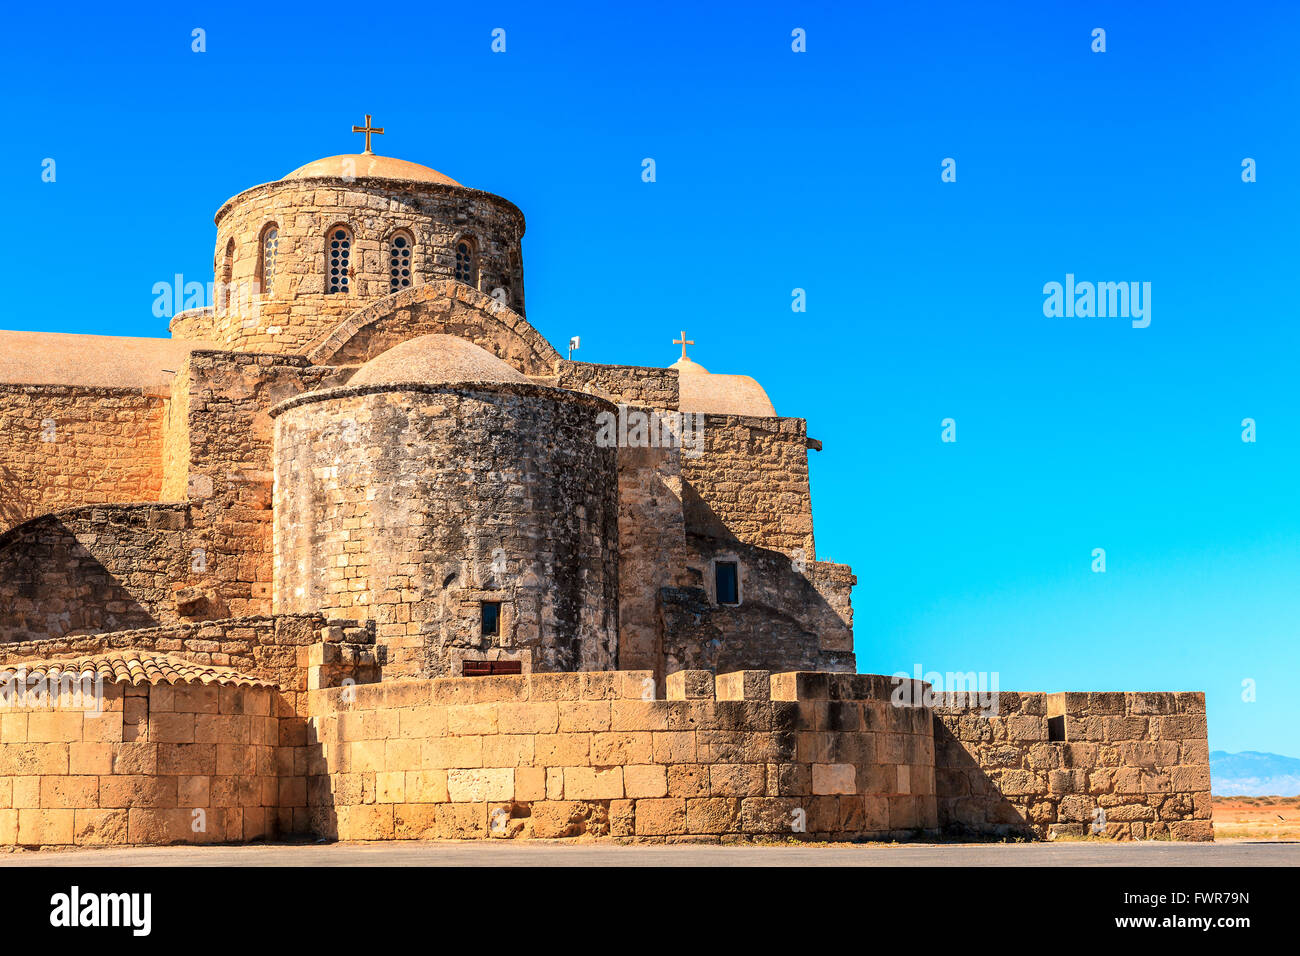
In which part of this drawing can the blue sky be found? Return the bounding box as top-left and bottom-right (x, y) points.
(2, 1), (1297, 754)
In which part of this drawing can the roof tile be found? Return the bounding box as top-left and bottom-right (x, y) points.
(0, 651), (275, 689)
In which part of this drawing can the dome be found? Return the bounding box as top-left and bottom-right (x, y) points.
(670, 355), (776, 417)
(347, 334), (530, 388)
(282, 153), (463, 187)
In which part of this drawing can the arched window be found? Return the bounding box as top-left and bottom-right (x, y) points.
(258, 223), (279, 296)
(219, 239), (234, 313)
(454, 236), (477, 286)
(326, 226), (352, 294)
(388, 231), (413, 292)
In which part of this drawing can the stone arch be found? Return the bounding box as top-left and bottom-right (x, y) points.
(302, 280), (562, 377)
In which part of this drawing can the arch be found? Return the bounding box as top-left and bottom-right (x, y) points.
(325, 224), (353, 294)
(219, 238), (234, 313)
(257, 222), (280, 296)
(387, 229), (415, 293)
(300, 280), (562, 378)
(453, 234), (478, 288)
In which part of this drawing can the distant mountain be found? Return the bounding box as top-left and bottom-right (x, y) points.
(1211, 751), (1300, 796)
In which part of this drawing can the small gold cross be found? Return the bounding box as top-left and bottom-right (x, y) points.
(673, 330), (694, 360)
(351, 114), (385, 154)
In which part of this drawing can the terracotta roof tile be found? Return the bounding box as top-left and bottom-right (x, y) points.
(0, 651), (274, 689)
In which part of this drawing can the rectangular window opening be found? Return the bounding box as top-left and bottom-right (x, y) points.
(1047, 715), (1066, 742)
(715, 561), (739, 605)
(481, 601), (501, 637)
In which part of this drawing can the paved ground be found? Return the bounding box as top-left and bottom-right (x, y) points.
(2, 839), (1296, 867)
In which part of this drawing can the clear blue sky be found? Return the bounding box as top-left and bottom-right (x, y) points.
(2, 1), (1297, 755)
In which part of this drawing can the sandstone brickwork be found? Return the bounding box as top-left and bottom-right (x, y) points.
(0, 386), (166, 535)
(681, 413), (817, 560)
(933, 691), (1212, 841)
(0, 675), (279, 848)
(554, 361), (680, 409)
(295, 669), (935, 843)
(272, 382), (620, 679)
(0, 504), (199, 643)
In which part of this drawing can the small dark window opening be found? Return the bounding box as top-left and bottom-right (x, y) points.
(462, 660), (521, 677)
(715, 561), (739, 605)
(1048, 715), (1066, 742)
(481, 601), (501, 637)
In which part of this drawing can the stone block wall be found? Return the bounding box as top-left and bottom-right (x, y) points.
(294, 669), (935, 842)
(615, 443), (692, 681)
(0, 504), (200, 643)
(0, 680), (278, 848)
(0, 385), (166, 536)
(272, 383), (620, 679)
(180, 350), (341, 619)
(932, 690), (1212, 841)
(660, 535), (856, 677)
(554, 361), (680, 409)
(681, 414), (816, 560)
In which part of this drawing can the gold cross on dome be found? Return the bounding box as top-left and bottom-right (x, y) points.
(673, 330), (694, 360)
(351, 114), (385, 154)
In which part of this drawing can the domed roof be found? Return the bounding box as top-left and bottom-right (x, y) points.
(670, 356), (776, 417)
(348, 334), (529, 388)
(283, 153), (463, 187)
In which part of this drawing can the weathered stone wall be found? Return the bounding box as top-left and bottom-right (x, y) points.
(0, 385), (166, 536)
(0, 642), (1216, 847)
(0, 681), (278, 848)
(0, 504), (201, 644)
(555, 361), (680, 409)
(160, 365), (191, 502)
(182, 350), (343, 619)
(615, 443), (692, 683)
(272, 383), (620, 679)
(932, 691), (1212, 841)
(681, 414), (816, 560)
(183, 177), (526, 352)
(655, 535), (856, 677)
(294, 669), (936, 842)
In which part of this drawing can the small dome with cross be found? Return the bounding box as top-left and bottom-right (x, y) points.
(667, 333), (776, 417)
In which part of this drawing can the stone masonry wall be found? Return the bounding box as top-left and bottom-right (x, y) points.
(554, 361), (680, 409)
(0, 385), (166, 536)
(932, 691), (1212, 841)
(0, 504), (200, 644)
(615, 443), (693, 683)
(273, 384), (620, 679)
(183, 350), (342, 620)
(681, 414), (816, 560)
(0, 681), (279, 848)
(663, 534), (855, 677)
(293, 669), (936, 843)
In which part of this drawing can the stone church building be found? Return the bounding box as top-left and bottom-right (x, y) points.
(0, 125), (1211, 847)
